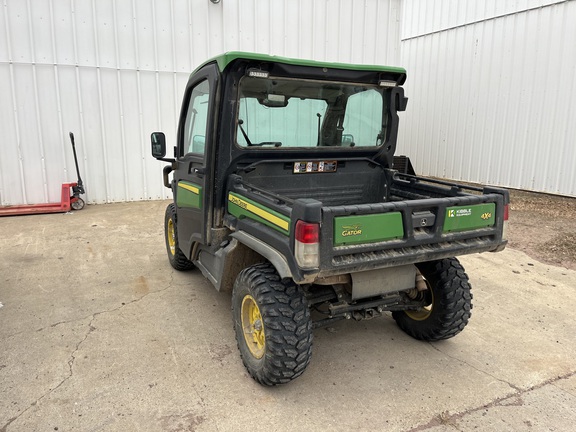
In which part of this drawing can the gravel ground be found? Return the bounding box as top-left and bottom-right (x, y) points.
(507, 189), (576, 270)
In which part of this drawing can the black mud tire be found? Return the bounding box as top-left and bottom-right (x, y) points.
(392, 258), (472, 341)
(232, 263), (313, 386)
(164, 203), (194, 271)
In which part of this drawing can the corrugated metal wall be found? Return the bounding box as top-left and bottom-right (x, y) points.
(0, 0), (402, 205)
(399, 0), (576, 196)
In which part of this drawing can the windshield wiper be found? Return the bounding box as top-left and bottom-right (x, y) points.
(316, 112), (322, 146)
(238, 119), (253, 146)
(238, 120), (281, 147)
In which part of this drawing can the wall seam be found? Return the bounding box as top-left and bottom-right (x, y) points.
(401, 0), (571, 41)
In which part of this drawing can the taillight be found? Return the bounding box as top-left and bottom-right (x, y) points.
(295, 220), (320, 269)
(502, 204), (509, 240)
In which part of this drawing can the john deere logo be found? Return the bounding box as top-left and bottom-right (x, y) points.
(341, 224), (362, 237)
(481, 212), (492, 220)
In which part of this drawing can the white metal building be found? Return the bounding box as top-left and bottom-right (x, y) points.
(399, 0), (576, 196)
(0, 0), (402, 205)
(1, 0), (574, 206)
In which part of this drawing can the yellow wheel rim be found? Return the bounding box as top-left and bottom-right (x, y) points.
(167, 218), (176, 256)
(241, 295), (266, 359)
(405, 280), (434, 321)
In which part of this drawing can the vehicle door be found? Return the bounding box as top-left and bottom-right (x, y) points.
(174, 64), (219, 257)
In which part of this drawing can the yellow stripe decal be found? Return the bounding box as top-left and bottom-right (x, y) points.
(228, 194), (289, 231)
(179, 182), (200, 194)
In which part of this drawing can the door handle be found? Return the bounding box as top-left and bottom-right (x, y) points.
(193, 167), (206, 176)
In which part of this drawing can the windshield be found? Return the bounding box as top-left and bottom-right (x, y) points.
(236, 76), (389, 149)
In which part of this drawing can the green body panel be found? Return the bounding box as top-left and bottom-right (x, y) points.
(334, 213), (404, 246)
(195, 51), (406, 76)
(227, 192), (290, 236)
(176, 181), (202, 209)
(443, 203), (496, 233)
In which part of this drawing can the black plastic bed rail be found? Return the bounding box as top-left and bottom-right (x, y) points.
(227, 171), (509, 279)
(316, 173), (509, 275)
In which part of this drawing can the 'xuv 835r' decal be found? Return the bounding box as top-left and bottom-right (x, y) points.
(177, 181), (202, 209)
(227, 192), (290, 235)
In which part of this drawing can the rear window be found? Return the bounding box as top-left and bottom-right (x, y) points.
(236, 76), (388, 149)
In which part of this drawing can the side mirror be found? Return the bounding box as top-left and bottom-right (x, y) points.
(399, 96), (409, 112)
(151, 132), (166, 158)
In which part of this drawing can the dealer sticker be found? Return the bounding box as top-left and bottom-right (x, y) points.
(293, 161), (337, 174)
(448, 208), (472, 218)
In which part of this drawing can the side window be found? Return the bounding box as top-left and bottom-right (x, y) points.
(183, 79), (210, 156)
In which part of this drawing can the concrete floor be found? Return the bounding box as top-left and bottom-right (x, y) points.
(1, 201), (575, 432)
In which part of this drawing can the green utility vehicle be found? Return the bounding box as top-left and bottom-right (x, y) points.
(151, 52), (509, 386)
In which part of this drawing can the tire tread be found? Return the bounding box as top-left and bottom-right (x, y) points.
(165, 203), (194, 271)
(233, 263), (313, 386)
(393, 258), (473, 341)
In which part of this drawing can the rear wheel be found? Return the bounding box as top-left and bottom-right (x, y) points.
(232, 263), (313, 386)
(393, 258), (472, 341)
(164, 203), (194, 271)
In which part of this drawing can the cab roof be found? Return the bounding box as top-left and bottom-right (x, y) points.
(194, 51), (407, 84)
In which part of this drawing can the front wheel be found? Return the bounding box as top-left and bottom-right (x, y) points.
(393, 258), (472, 341)
(164, 203), (194, 271)
(71, 198), (85, 210)
(232, 263), (313, 386)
